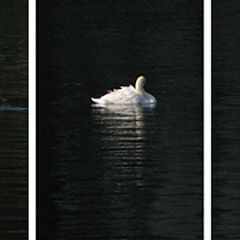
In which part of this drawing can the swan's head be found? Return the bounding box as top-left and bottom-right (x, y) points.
(135, 75), (146, 94)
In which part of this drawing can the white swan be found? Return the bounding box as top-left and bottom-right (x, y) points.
(91, 75), (157, 105)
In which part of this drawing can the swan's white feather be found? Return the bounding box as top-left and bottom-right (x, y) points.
(91, 76), (157, 105)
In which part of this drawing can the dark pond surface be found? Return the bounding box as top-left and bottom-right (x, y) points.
(213, 1), (240, 239)
(0, 1), (28, 239)
(38, 1), (203, 239)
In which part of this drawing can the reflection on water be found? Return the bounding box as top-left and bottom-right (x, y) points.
(38, 99), (202, 239)
(92, 104), (156, 189)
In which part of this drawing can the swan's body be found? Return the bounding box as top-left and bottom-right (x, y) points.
(91, 76), (157, 105)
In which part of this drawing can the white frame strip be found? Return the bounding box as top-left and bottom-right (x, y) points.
(204, 0), (212, 239)
(29, 0), (36, 239)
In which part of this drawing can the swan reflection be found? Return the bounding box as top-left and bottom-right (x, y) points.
(92, 104), (156, 188)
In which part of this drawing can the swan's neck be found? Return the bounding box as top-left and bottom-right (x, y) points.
(135, 78), (145, 95)
(136, 87), (144, 95)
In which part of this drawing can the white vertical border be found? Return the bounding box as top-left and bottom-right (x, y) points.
(29, 0), (36, 239)
(204, 0), (212, 239)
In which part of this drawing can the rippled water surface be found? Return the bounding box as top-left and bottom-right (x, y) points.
(0, 1), (28, 239)
(38, 92), (202, 239)
(38, 1), (202, 239)
(213, 1), (240, 239)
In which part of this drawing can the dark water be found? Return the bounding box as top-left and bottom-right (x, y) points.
(213, 1), (240, 239)
(38, 1), (203, 239)
(0, 0), (28, 239)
